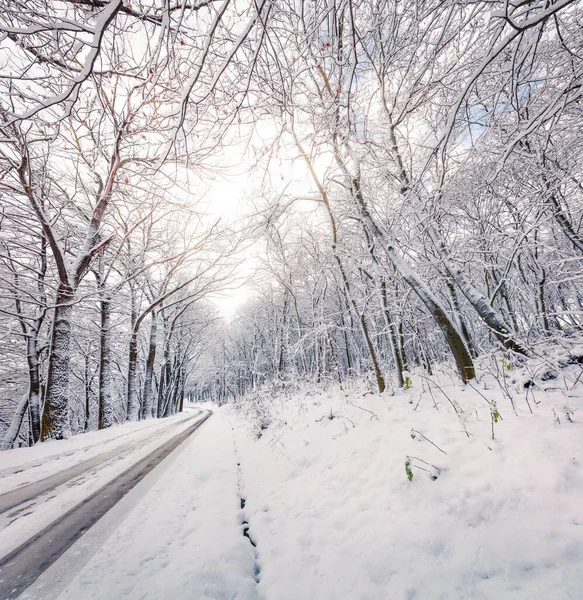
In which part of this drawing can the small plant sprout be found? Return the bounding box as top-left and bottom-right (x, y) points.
(490, 401), (502, 440)
(405, 457), (414, 481)
(501, 358), (512, 371)
(404, 375), (412, 390)
(407, 456), (442, 481)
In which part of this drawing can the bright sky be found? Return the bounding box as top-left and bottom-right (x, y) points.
(196, 127), (312, 318)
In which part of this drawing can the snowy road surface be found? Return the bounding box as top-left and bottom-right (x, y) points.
(0, 409), (212, 599)
(15, 409), (259, 600)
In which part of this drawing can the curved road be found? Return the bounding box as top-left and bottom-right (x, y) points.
(0, 410), (212, 600)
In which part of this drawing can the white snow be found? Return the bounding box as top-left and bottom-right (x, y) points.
(0, 410), (203, 560)
(227, 363), (583, 600)
(0, 410), (196, 490)
(6, 357), (583, 600)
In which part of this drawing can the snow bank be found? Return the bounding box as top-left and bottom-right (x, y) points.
(228, 360), (583, 599)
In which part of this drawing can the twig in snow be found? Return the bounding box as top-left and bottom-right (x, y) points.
(410, 429), (447, 455)
(346, 400), (378, 420)
(336, 415), (356, 428)
(419, 375), (470, 438)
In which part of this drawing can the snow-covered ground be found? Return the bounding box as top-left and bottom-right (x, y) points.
(0, 410), (199, 492)
(227, 353), (583, 600)
(5, 349), (583, 600)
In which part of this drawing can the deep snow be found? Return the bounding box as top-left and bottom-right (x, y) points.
(227, 353), (583, 599)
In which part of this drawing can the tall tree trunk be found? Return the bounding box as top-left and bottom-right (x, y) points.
(398, 321), (408, 372)
(157, 365), (168, 418)
(26, 330), (42, 443)
(178, 373), (185, 413)
(41, 285), (74, 440)
(141, 310), (158, 420)
(84, 353), (91, 432)
(277, 293), (289, 375)
(157, 317), (170, 419)
(381, 280), (405, 388)
(126, 330), (140, 421)
(362, 225), (404, 389)
(98, 295), (114, 429)
(164, 365), (178, 417)
(538, 272), (551, 336)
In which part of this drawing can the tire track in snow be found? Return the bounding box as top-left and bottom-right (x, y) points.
(0, 411), (212, 600)
(0, 411), (202, 516)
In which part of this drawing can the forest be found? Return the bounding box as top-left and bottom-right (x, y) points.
(0, 0), (582, 447)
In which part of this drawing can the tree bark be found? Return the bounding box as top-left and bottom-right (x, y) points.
(141, 310), (158, 420)
(98, 294), (114, 429)
(126, 330), (140, 421)
(26, 330), (42, 443)
(41, 285), (74, 440)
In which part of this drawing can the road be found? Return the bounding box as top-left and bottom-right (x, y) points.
(0, 410), (212, 600)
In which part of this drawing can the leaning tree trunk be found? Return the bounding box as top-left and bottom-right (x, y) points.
(1, 393), (29, 450)
(353, 189), (475, 382)
(3, 322), (42, 448)
(429, 229), (529, 355)
(328, 124), (474, 381)
(41, 285), (75, 440)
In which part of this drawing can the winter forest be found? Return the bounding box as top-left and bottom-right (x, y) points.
(0, 0), (582, 448)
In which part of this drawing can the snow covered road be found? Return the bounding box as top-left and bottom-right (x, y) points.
(0, 413), (203, 515)
(0, 409), (212, 599)
(17, 410), (259, 600)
